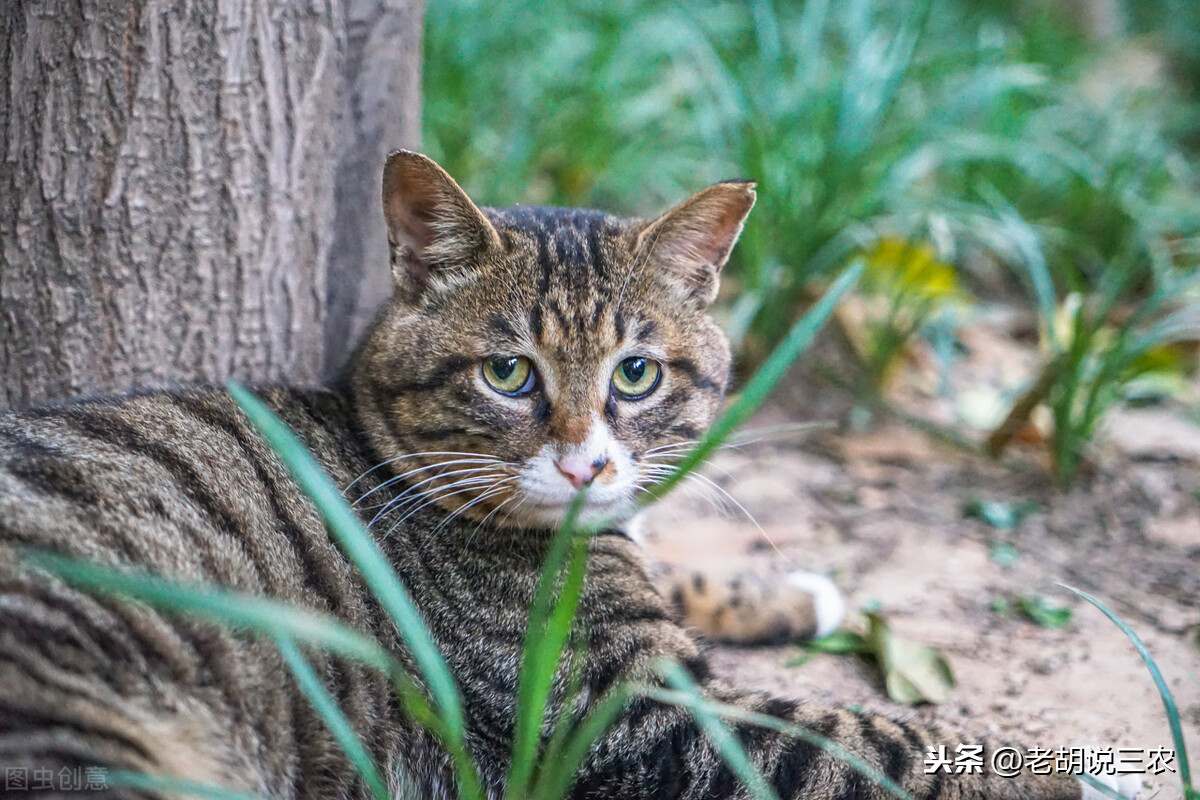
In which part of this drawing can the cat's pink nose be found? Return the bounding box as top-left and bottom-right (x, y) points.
(554, 456), (609, 490)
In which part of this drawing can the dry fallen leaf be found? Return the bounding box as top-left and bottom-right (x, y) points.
(791, 613), (956, 706)
(864, 612), (956, 705)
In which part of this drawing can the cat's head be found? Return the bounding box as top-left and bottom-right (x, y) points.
(351, 151), (754, 530)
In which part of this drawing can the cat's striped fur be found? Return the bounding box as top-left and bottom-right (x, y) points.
(0, 151), (1087, 798)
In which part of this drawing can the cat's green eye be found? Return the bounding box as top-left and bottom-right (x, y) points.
(612, 357), (661, 400)
(482, 355), (534, 396)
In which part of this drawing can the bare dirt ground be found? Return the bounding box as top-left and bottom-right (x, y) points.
(643, 369), (1200, 798)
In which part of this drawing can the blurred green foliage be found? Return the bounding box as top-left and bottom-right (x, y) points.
(424, 0), (1200, 481)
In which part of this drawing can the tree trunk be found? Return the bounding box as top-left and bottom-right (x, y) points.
(0, 0), (422, 409)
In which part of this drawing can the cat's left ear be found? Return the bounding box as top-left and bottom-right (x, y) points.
(634, 181), (756, 307)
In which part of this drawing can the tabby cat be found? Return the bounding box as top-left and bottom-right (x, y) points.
(0, 150), (1125, 799)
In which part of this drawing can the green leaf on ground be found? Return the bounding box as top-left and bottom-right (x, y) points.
(808, 630), (869, 654)
(989, 541), (1019, 568)
(788, 630), (867, 666)
(1017, 595), (1073, 629)
(963, 499), (1035, 530)
(790, 614), (954, 706)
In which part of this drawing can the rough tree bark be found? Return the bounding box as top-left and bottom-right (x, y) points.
(0, 0), (422, 409)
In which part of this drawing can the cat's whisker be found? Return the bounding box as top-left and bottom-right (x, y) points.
(360, 471), (489, 513)
(382, 477), (517, 542)
(642, 440), (699, 456)
(353, 457), (509, 507)
(636, 462), (803, 572)
(343, 450), (503, 495)
(359, 456), (515, 515)
(355, 465), (501, 513)
(632, 484), (685, 520)
(437, 485), (510, 528)
(430, 484), (516, 540)
(495, 496), (527, 529)
(358, 462), (507, 512)
(361, 468), (514, 519)
(464, 492), (519, 542)
(717, 421), (834, 447)
(673, 471), (743, 516)
(637, 464), (696, 482)
(364, 466), (505, 518)
(634, 469), (718, 518)
(666, 473), (727, 517)
(640, 422), (832, 463)
(369, 472), (510, 527)
(683, 472), (803, 573)
(370, 481), (499, 529)
(639, 457), (735, 481)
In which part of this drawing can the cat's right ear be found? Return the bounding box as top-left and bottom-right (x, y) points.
(382, 150), (501, 297)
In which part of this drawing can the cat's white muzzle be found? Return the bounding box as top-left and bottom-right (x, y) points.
(516, 420), (638, 526)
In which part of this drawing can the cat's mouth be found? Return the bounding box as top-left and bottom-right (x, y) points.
(526, 496), (625, 511)
(514, 494), (634, 528)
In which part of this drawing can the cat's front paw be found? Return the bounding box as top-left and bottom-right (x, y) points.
(662, 567), (845, 644)
(1079, 773), (1144, 800)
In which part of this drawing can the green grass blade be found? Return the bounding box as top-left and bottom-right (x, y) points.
(529, 684), (637, 800)
(106, 772), (272, 800)
(528, 645), (590, 790)
(660, 662), (781, 800)
(23, 551), (396, 673)
(796, 0), (831, 77)
(749, 0), (782, 69)
(507, 492), (589, 799)
(227, 385), (464, 728)
(975, 181), (1057, 326)
(274, 634), (391, 800)
(23, 550), (453, 791)
(228, 384), (483, 800)
(834, 0), (932, 159)
(642, 261), (863, 505)
(1061, 583), (1193, 790)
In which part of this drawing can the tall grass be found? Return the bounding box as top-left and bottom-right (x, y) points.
(978, 93), (1200, 479)
(426, 0), (1072, 350)
(423, 0), (701, 210)
(1063, 584), (1198, 800)
(426, 0), (1200, 481)
(636, 0), (1002, 355)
